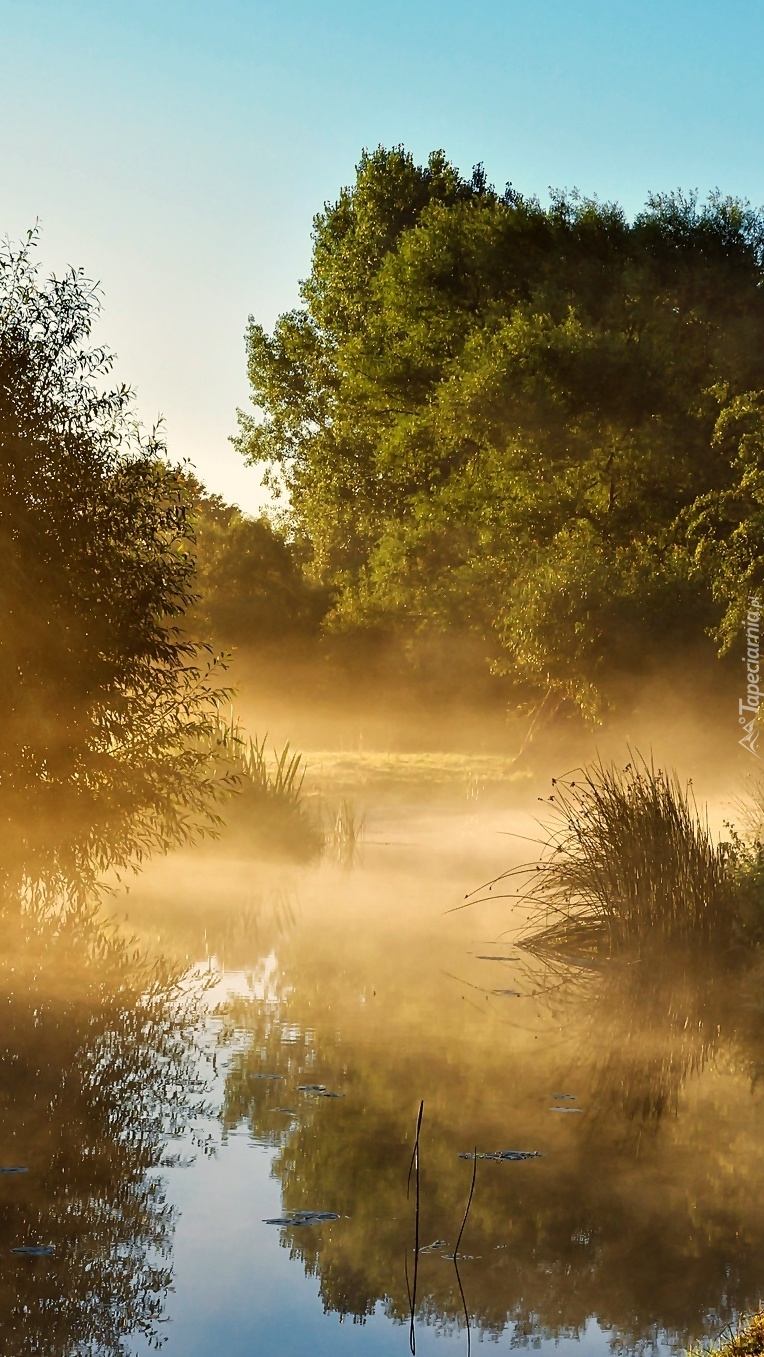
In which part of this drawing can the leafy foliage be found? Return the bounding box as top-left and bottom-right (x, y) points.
(237, 148), (764, 714)
(186, 486), (328, 650)
(0, 232), (230, 882)
(700, 1312), (764, 1357)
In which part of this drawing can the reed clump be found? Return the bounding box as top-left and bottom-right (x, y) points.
(500, 756), (764, 955)
(322, 798), (365, 865)
(694, 1311), (764, 1357)
(216, 721), (323, 860)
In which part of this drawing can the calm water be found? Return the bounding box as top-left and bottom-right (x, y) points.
(3, 771), (764, 1355)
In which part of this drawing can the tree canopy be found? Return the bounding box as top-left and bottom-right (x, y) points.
(237, 147), (764, 715)
(0, 232), (227, 879)
(185, 485), (327, 652)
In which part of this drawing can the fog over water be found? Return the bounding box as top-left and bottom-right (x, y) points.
(0, 672), (744, 1355)
(2, 580), (763, 1357)
(6, 20), (764, 1350)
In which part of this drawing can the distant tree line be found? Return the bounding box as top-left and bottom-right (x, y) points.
(232, 146), (764, 716)
(7, 141), (764, 849)
(185, 485), (327, 650)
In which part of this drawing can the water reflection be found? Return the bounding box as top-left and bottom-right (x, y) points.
(216, 914), (764, 1351)
(12, 779), (763, 1356)
(0, 865), (209, 1355)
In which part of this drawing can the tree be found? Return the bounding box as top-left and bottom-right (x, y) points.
(0, 232), (228, 881)
(236, 148), (764, 715)
(185, 486), (329, 651)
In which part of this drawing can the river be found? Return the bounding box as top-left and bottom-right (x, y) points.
(3, 755), (763, 1355)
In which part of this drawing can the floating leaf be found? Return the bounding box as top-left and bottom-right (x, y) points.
(458, 1150), (542, 1162)
(263, 1211), (339, 1226)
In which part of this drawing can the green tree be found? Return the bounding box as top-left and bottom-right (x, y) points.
(0, 233), (228, 880)
(185, 486), (328, 651)
(237, 148), (764, 715)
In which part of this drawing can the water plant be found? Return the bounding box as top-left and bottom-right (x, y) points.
(477, 755), (764, 955)
(321, 797), (365, 865)
(694, 1311), (764, 1357)
(216, 720), (322, 859)
(219, 723), (306, 807)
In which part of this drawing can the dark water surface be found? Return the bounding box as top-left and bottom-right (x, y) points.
(4, 782), (764, 1355)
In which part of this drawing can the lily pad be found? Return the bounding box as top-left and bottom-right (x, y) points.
(263, 1211), (339, 1226)
(458, 1150), (542, 1161)
(11, 1245), (55, 1256)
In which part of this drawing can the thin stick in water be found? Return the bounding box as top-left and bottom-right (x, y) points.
(408, 1099), (424, 1356)
(454, 1145), (477, 1259)
(453, 1146), (477, 1357)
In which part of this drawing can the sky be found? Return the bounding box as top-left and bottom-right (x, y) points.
(3, 0), (764, 513)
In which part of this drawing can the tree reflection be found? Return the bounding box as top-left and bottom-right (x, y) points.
(218, 946), (764, 1351)
(0, 865), (209, 1355)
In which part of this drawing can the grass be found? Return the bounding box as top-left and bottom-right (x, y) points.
(694, 1312), (764, 1357)
(216, 720), (323, 860)
(214, 722), (367, 864)
(482, 754), (763, 956)
(302, 750), (527, 802)
(321, 797), (366, 866)
(225, 728), (306, 808)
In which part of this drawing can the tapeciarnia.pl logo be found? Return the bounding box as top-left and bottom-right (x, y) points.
(739, 594), (762, 757)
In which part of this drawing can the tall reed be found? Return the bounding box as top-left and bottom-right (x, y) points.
(500, 756), (738, 954)
(219, 723), (306, 807)
(322, 798), (365, 865)
(215, 719), (322, 859)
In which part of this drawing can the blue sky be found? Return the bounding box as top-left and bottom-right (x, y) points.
(3, 0), (763, 510)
